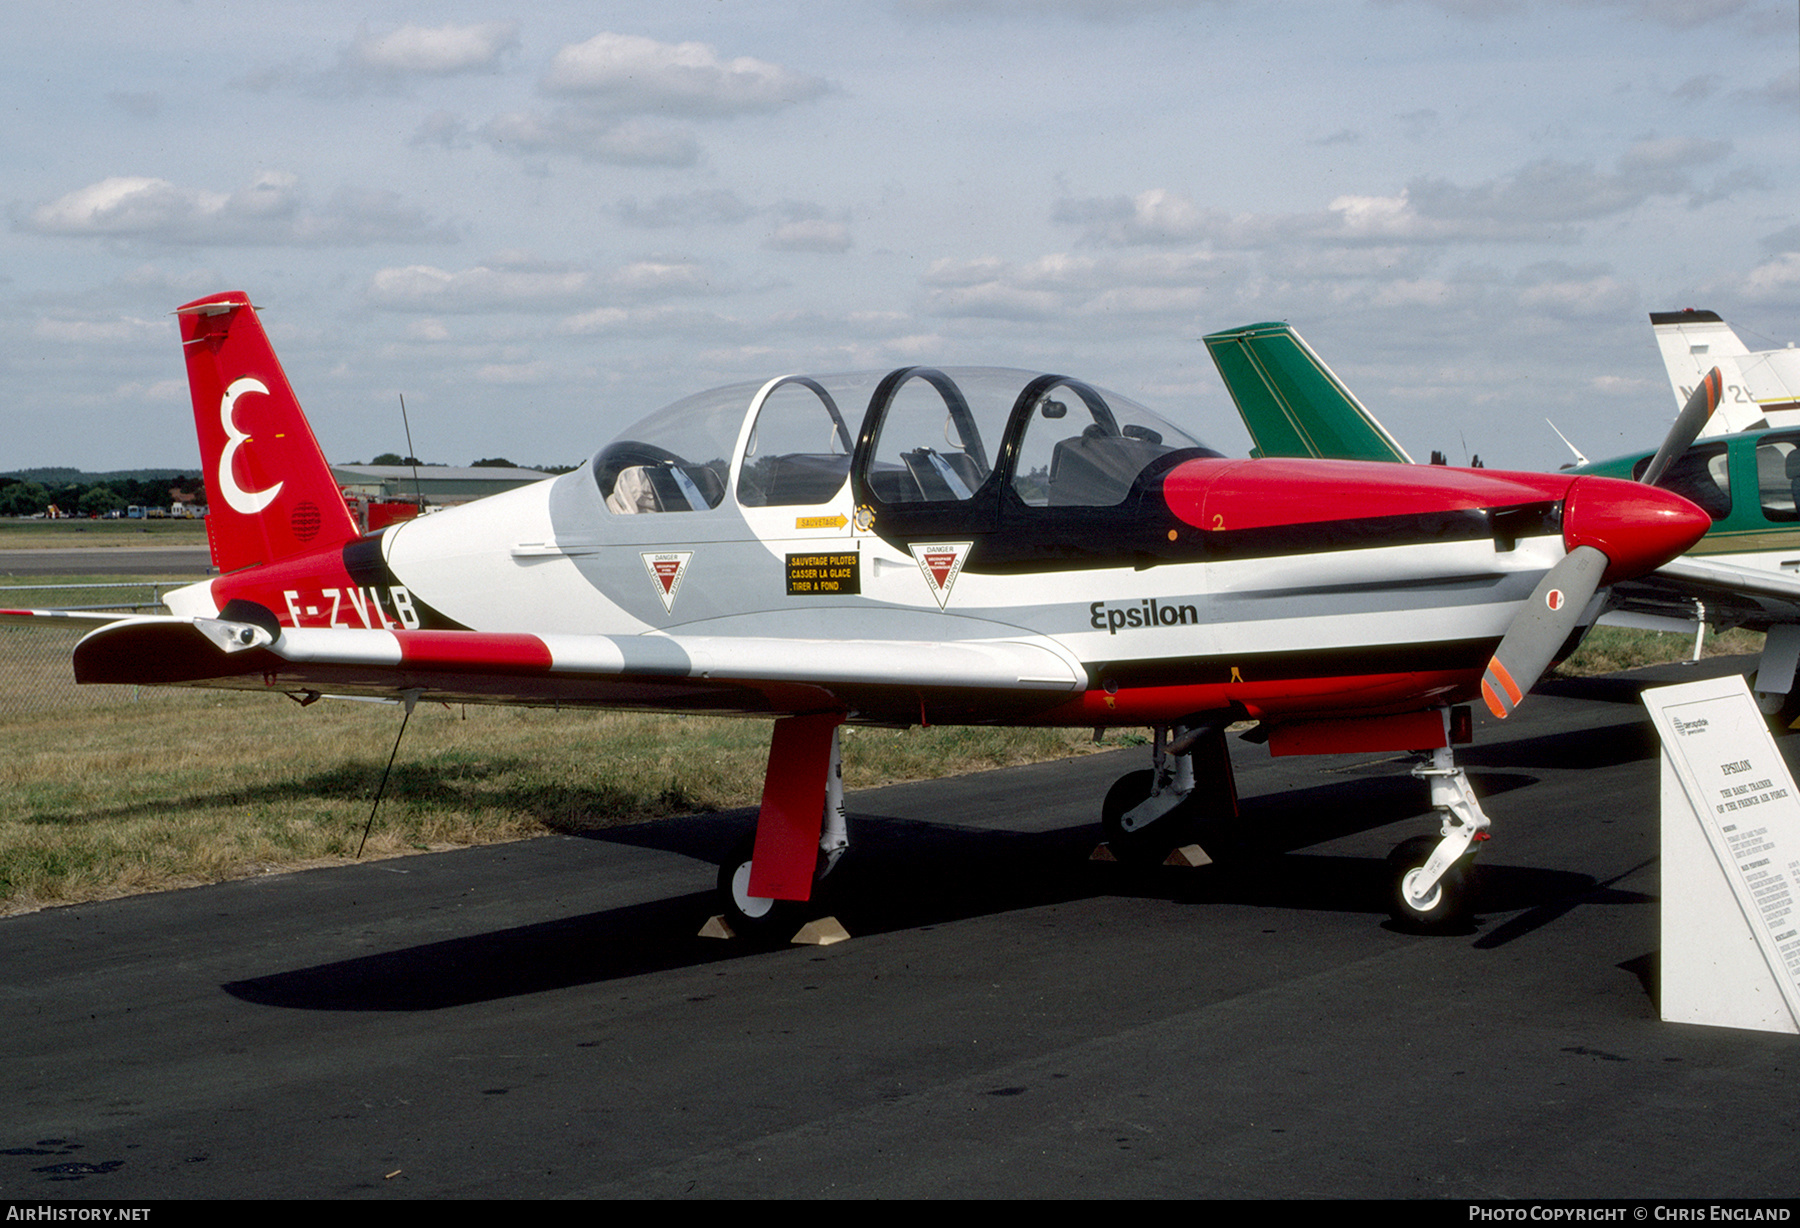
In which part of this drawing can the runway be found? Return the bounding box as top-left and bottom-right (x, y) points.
(4, 656), (1797, 1199)
(0, 546), (211, 577)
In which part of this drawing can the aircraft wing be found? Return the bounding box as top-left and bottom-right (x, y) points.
(1606, 557), (1800, 633)
(67, 614), (1086, 717)
(1202, 322), (1413, 463)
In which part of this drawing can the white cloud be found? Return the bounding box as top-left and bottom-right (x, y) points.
(368, 261), (596, 312)
(1054, 189), (1311, 249)
(20, 173), (454, 246)
(610, 259), (714, 297)
(613, 191), (756, 229)
(1512, 265), (1636, 318)
(561, 307), (630, 335)
(480, 112), (699, 166)
(1061, 139), (1744, 256)
(369, 255), (725, 314)
(765, 218), (852, 252)
(1738, 252), (1800, 306)
(474, 360), (550, 385)
(923, 280), (1063, 320)
(922, 248), (1238, 322)
(31, 313), (167, 345)
(348, 22), (520, 76)
(1323, 141), (1737, 242)
(1737, 66), (1800, 108)
(411, 111), (473, 150)
(1379, 0), (1763, 28)
(923, 256), (1010, 287)
(1404, 137), (1734, 231)
(764, 204), (852, 253)
(1053, 189), (1213, 246)
(1619, 0), (1761, 31)
(236, 22), (521, 98)
(541, 33), (828, 116)
(896, 0), (1231, 18)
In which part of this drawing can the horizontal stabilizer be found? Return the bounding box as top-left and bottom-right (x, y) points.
(0, 607), (134, 629)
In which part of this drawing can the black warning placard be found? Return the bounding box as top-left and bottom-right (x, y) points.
(786, 551), (860, 596)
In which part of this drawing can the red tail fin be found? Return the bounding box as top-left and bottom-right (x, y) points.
(177, 292), (359, 573)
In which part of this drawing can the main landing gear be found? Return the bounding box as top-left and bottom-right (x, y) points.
(1099, 720), (1237, 866)
(1101, 712), (1490, 932)
(1387, 744), (1489, 932)
(712, 712), (849, 941)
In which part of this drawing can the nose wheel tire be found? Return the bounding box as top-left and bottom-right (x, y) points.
(1386, 834), (1473, 932)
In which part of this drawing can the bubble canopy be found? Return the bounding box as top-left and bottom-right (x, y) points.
(592, 366), (1216, 517)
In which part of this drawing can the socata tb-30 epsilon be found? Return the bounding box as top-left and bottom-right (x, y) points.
(11, 292), (1711, 933)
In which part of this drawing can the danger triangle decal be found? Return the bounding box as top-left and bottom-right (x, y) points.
(641, 551), (693, 613)
(909, 541), (972, 609)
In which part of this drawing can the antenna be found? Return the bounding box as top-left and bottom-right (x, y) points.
(1546, 419), (1589, 466)
(399, 393), (424, 510)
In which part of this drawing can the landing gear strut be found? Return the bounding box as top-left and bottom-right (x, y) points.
(1388, 743), (1489, 932)
(1100, 719), (1235, 865)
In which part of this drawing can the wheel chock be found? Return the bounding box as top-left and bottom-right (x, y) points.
(791, 916), (850, 945)
(1091, 842), (1212, 867)
(1165, 844), (1212, 868)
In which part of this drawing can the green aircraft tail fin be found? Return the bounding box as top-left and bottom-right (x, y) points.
(1203, 322), (1413, 463)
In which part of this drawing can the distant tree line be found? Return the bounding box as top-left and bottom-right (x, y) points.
(0, 472), (205, 517)
(354, 454), (580, 474)
(0, 457), (585, 517)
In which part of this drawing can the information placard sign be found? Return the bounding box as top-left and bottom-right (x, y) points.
(1644, 674), (1800, 1033)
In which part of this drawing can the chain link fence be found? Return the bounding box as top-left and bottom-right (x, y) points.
(1, 580), (205, 717)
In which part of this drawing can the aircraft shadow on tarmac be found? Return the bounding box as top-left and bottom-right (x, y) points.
(222, 761), (1614, 1012)
(1455, 712), (1662, 771)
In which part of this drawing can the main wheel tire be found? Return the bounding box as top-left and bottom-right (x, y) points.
(716, 833), (799, 940)
(1386, 834), (1473, 932)
(1101, 769), (1191, 866)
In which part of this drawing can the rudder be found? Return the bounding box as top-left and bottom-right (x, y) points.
(1203, 321), (1413, 463)
(176, 292), (359, 573)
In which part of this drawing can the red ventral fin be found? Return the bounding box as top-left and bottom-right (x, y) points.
(747, 712), (844, 901)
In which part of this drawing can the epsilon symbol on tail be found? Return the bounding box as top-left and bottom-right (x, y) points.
(218, 377), (284, 514)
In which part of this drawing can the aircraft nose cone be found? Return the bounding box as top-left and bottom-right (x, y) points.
(1562, 476), (1712, 584)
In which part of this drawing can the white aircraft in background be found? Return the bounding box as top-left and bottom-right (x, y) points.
(1651, 309), (1800, 438)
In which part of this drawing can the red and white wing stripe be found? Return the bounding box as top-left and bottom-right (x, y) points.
(70, 616), (1083, 709)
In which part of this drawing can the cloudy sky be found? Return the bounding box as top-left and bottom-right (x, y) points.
(3, 0), (1795, 473)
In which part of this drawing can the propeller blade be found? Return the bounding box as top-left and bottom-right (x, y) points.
(1480, 544), (1609, 719)
(1638, 367), (1723, 488)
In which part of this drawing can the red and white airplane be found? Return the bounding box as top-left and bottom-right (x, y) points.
(12, 292), (1714, 933)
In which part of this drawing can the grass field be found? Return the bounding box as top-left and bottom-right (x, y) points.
(1551, 624), (1763, 677)
(0, 518), (209, 549)
(0, 618), (1104, 914)
(0, 561), (1766, 915)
